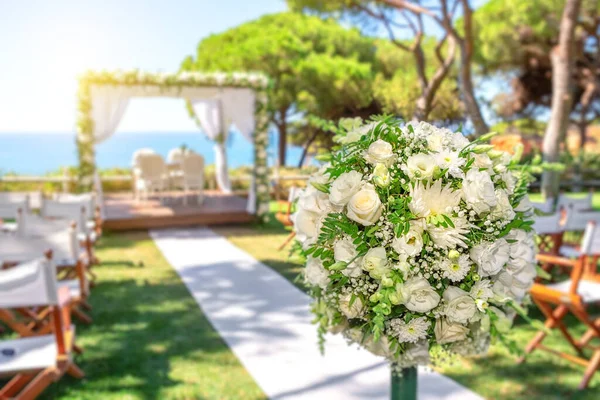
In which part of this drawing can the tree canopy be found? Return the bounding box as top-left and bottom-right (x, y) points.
(180, 12), (377, 165)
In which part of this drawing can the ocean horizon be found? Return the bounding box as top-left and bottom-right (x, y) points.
(0, 130), (306, 175)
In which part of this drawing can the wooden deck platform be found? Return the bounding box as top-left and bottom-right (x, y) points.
(103, 191), (254, 231)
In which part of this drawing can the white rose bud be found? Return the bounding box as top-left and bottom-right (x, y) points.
(403, 154), (437, 180)
(333, 237), (363, 277)
(365, 139), (395, 166)
(347, 184), (383, 226)
(372, 163), (391, 188)
(362, 247), (389, 280)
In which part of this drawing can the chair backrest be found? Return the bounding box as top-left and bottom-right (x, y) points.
(131, 148), (156, 167)
(41, 198), (87, 234)
(137, 153), (167, 181)
(167, 148), (187, 164)
(0, 257), (59, 308)
(16, 209), (71, 238)
(182, 153), (204, 181)
(53, 193), (96, 220)
(0, 199), (28, 219)
(533, 212), (563, 235)
(558, 192), (593, 212)
(0, 225), (79, 264)
(530, 198), (555, 214)
(581, 222), (600, 256)
(563, 209), (600, 232)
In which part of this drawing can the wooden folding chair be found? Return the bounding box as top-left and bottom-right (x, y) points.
(0, 257), (84, 399)
(40, 198), (100, 281)
(521, 221), (600, 389)
(0, 226), (93, 325)
(275, 186), (300, 251)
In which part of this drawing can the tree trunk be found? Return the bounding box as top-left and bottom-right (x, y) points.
(458, 1), (488, 137)
(541, 0), (582, 198)
(298, 129), (319, 168)
(276, 108), (289, 167)
(278, 122), (287, 167)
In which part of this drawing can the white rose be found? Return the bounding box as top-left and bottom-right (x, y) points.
(293, 209), (320, 243)
(391, 224), (424, 259)
(372, 163), (391, 188)
(309, 164), (332, 186)
(362, 247), (389, 279)
(427, 130), (447, 152)
(403, 153), (437, 180)
(492, 271), (529, 302)
(347, 184), (383, 226)
(297, 188), (333, 215)
(462, 169), (497, 214)
(305, 257), (329, 288)
(501, 171), (517, 194)
(401, 277), (441, 313)
(364, 139), (395, 166)
(443, 286), (477, 324)
(339, 293), (365, 318)
(334, 237), (363, 277)
(329, 170), (363, 206)
(489, 189), (515, 221)
(472, 153), (493, 169)
(434, 318), (469, 344)
(470, 239), (510, 277)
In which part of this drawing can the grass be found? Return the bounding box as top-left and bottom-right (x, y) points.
(42, 231), (266, 400)
(215, 206), (600, 400)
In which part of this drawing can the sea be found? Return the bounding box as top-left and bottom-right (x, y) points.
(0, 131), (306, 175)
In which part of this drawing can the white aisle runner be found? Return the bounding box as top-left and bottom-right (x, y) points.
(151, 228), (482, 400)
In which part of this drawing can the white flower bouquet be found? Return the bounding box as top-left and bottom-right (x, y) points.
(293, 118), (538, 369)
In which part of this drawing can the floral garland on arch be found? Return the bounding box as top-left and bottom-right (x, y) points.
(292, 117), (541, 369)
(75, 70), (271, 221)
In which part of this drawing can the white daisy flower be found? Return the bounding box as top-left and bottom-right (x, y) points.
(440, 254), (472, 282)
(388, 317), (431, 343)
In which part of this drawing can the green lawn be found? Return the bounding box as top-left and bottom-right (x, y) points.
(32, 198), (600, 399)
(42, 231), (266, 400)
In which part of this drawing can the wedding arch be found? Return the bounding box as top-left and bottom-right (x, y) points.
(75, 70), (271, 221)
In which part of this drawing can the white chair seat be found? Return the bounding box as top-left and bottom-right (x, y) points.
(0, 335), (56, 374)
(59, 279), (81, 299)
(86, 221), (96, 231)
(77, 231), (97, 243)
(547, 279), (600, 303)
(559, 245), (581, 258)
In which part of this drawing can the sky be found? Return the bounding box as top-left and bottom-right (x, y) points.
(0, 0), (287, 133)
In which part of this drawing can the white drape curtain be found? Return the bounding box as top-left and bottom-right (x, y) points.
(190, 99), (232, 193)
(90, 86), (130, 144)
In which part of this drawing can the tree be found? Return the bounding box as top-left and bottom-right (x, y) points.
(542, 0), (583, 196)
(289, 0), (489, 136)
(474, 0), (599, 196)
(180, 12), (376, 166)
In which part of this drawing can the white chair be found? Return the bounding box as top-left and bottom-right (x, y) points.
(167, 147), (187, 164)
(0, 227), (92, 324)
(0, 192), (30, 220)
(134, 153), (168, 202)
(53, 192), (102, 236)
(530, 197), (555, 214)
(180, 152), (205, 205)
(0, 258), (84, 399)
(533, 212), (564, 235)
(558, 191), (594, 212)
